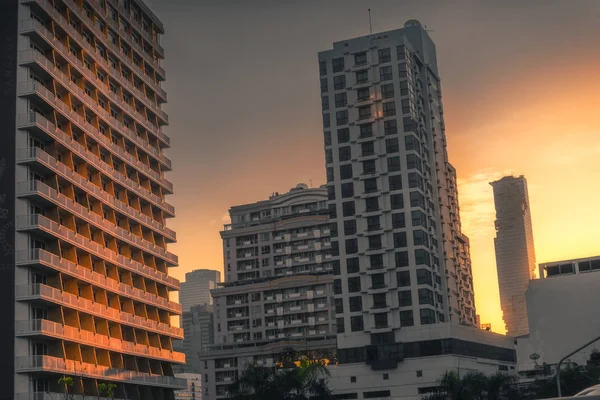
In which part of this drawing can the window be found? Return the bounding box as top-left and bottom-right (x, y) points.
(363, 160), (377, 175)
(416, 268), (432, 285)
(350, 376), (357, 383)
(387, 156), (401, 172)
(348, 276), (361, 293)
(365, 197), (379, 212)
(391, 194), (404, 210)
(358, 105), (371, 120)
(398, 63), (408, 78)
(383, 101), (396, 117)
(364, 178), (378, 194)
(354, 52), (367, 65)
(329, 204), (337, 219)
(364, 390), (391, 399)
(334, 75), (346, 90)
(319, 60), (327, 75)
(415, 250), (431, 267)
(386, 138), (399, 153)
(341, 182), (354, 198)
(336, 110), (349, 125)
(389, 175), (402, 191)
(370, 254), (383, 269)
(350, 315), (364, 332)
(359, 123), (373, 138)
(342, 201), (355, 217)
(413, 230), (429, 247)
(321, 96), (329, 111)
(346, 238), (358, 255)
(416, 370), (424, 378)
(400, 81), (411, 96)
(407, 154), (422, 171)
(327, 167), (334, 182)
(393, 232), (407, 248)
(333, 279), (342, 295)
(347, 258), (360, 273)
(323, 113), (330, 128)
(368, 235), (382, 250)
(340, 164), (353, 180)
(381, 83), (394, 99)
(397, 270), (411, 287)
(371, 273), (385, 289)
(410, 192), (426, 209)
(378, 48), (391, 63)
(349, 296), (362, 311)
(418, 289), (434, 305)
(379, 65), (392, 81)
(327, 185), (336, 200)
(384, 119), (398, 135)
(339, 146), (351, 161)
(412, 210), (428, 228)
(335, 298), (344, 314)
(383, 373), (389, 380)
(344, 219), (357, 236)
(420, 308), (436, 325)
(357, 87), (370, 101)
(398, 290), (412, 307)
(374, 313), (388, 328)
(337, 318), (345, 333)
(338, 128), (350, 143)
(395, 251), (409, 267)
(392, 213), (406, 229)
(356, 70), (368, 84)
(335, 92), (348, 108)
(332, 57), (345, 73)
(408, 172), (424, 190)
(400, 310), (414, 326)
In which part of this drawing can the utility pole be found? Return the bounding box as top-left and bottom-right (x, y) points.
(556, 334), (600, 397)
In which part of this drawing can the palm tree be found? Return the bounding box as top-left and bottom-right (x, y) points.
(423, 371), (516, 400)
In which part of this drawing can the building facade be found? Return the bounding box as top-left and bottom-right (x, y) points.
(1, 0), (185, 398)
(174, 373), (202, 400)
(180, 269), (220, 312)
(180, 304), (214, 373)
(491, 176), (536, 337)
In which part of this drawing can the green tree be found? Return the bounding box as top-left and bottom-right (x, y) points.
(98, 382), (117, 399)
(58, 376), (74, 400)
(423, 371), (517, 400)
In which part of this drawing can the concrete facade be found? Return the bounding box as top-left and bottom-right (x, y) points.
(2, 0), (185, 398)
(491, 176), (537, 337)
(180, 269), (220, 312)
(175, 373), (202, 400)
(180, 305), (214, 373)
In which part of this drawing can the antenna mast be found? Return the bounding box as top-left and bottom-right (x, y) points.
(368, 9), (372, 34)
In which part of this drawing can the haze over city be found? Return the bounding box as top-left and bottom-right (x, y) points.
(150, 0), (600, 333)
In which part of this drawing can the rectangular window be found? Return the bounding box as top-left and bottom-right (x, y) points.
(319, 60), (327, 75)
(397, 271), (411, 287)
(383, 101), (396, 117)
(384, 119), (398, 135)
(386, 138), (399, 153)
(370, 254), (383, 269)
(389, 174), (402, 191)
(333, 57), (345, 73)
(358, 105), (371, 120)
(359, 123), (373, 138)
(379, 65), (392, 81)
(361, 141), (375, 157)
(368, 235), (382, 250)
(411, 210), (428, 228)
(378, 48), (391, 63)
(335, 92), (348, 108)
(373, 293), (387, 309)
(339, 146), (352, 161)
(387, 156), (401, 172)
(364, 178), (378, 194)
(415, 250), (431, 267)
(420, 308), (436, 325)
(354, 52), (367, 65)
(341, 182), (354, 198)
(413, 230), (429, 247)
(418, 289), (434, 306)
(365, 197), (379, 212)
(392, 212), (406, 229)
(374, 313), (388, 328)
(349, 296), (362, 312)
(395, 251), (409, 268)
(337, 128), (350, 143)
(344, 219), (357, 236)
(400, 310), (414, 326)
(408, 172), (424, 190)
(335, 298), (344, 314)
(410, 191), (426, 209)
(327, 185), (335, 200)
(347, 257), (360, 273)
(351, 315), (364, 332)
(357, 87), (370, 102)
(322, 96), (329, 111)
(356, 70), (369, 84)
(323, 113), (330, 128)
(416, 268), (432, 285)
(391, 194), (404, 210)
(334, 75), (346, 90)
(348, 277), (361, 293)
(407, 154), (422, 171)
(337, 318), (345, 333)
(381, 83), (394, 99)
(333, 279), (342, 295)
(393, 232), (407, 248)
(336, 110), (349, 125)
(363, 160), (377, 175)
(398, 63), (408, 78)
(343, 201), (355, 217)
(346, 238), (359, 255)
(321, 78), (328, 93)
(397, 45), (406, 60)
(371, 273), (385, 289)
(340, 164), (353, 180)
(324, 131), (332, 146)
(398, 290), (412, 307)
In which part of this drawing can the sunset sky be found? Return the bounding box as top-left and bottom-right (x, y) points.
(147, 0), (600, 334)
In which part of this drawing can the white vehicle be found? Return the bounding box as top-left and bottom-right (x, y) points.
(575, 385), (600, 396)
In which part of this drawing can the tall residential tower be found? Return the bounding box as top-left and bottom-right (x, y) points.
(1, 0), (184, 398)
(491, 175), (536, 337)
(180, 269), (220, 312)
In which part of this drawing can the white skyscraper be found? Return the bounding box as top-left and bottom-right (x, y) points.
(180, 269), (221, 311)
(491, 175), (537, 337)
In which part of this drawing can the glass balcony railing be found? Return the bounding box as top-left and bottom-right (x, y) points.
(16, 319), (185, 363)
(16, 248), (180, 313)
(16, 144), (176, 242)
(15, 212), (178, 289)
(15, 355), (186, 389)
(17, 179), (177, 265)
(15, 283), (183, 338)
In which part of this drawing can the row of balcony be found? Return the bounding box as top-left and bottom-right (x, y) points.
(14, 212), (178, 289)
(16, 355), (186, 389)
(16, 319), (185, 363)
(16, 283), (183, 338)
(16, 143), (175, 241)
(17, 248), (180, 313)
(273, 229), (330, 242)
(16, 393), (125, 400)
(18, 179), (177, 265)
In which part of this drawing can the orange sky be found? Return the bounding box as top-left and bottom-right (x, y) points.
(153, 0), (600, 334)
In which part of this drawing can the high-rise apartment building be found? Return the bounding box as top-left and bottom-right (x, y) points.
(179, 304), (214, 373)
(317, 21), (515, 399)
(200, 184), (337, 399)
(1, 0), (185, 398)
(491, 175), (536, 337)
(180, 269), (220, 312)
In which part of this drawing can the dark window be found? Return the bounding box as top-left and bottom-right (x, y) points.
(364, 178), (378, 194)
(398, 63), (408, 78)
(397, 46), (406, 61)
(325, 149), (333, 164)
(408, 172), (424, 190)
(333, 279), (342, 294)
(420, 308), (436, 325)
(349, 296), (362, 311)
(366, 215), (380, 231)
(356, 70), (368, 84)
(374, 313), (388, 328)
(327, 185), (336, 200)
(333, 57), (345, 73)
(336, 318), (345, 333)
(381, 83), (394, 99)
(346, 239), (359, 255)
(365, 197), (379, 212)
(416, 268), (433, 285)
(373, 293), (387, 309)
(416, 370), (424, 378)
(378, 48), (391, 63)
(371, 273), (385, 289)
(322, 96), (329, 111)
(415, 250), (431, 267)
(327, 167), (334, 182)
(342, 201), (355, 217)
(397, 270), (411, 287)
(407, 154), (422, 171)
(350, 376), (357, 383)
(351, 315), (364, 332)
(403, 116), (415, 132)
(364, 390), (391, 399)
(339, 146), (351, 161)
(357, 87), (370, 101)
(320, 78), (328, 93)
(347, 258), (360, 273)
(410, 191), (426, 209)
(333, 260), (341, 275)
(384, 119), (398, 135)
(361, 142), (375, 157)
(363, 160), (377, 175)
(383, 373), (389, 380)
(335, 298), (344, 314)
(391, 194), (404, 210)
(418, 289), (434, 306)
(319, 60), (327, 75)
(387, 156), (401, 172)
(370, 254), (383, 269)
(386, 138), (399, 153)
(389, 174), (402, 191)
(413, 230), (429, 247)
(354, 52), (367, 65)
(341, 182), (354, 198)
(337, 128), (350, 143)
(329, 204), (337, 219)
(368, 235), (382, 250)
(359, 123), (373, 138)
(393, 232), (407, 248)
(340, 164), (353, 180)
(344, 219), (357, 236)
(323, 113), (330, 128)
(411, 210), (428, 228)
(400, 310), (414, 326)
(337, 110), (349, 125)
(395, 251), (409, 267)
(399, 290), (412, 307)
(400, 81), (411, 96)
(383, 101), (396, 117)
(335, 92), (348, 108)
(392, 213), (406, 229)
(358, 105), (371, 120)
(380, 65), (392, 81)
(324, 131), (332, 146)
(334, 75), (346, 90)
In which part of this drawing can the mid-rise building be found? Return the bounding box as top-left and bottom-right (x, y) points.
(1, 0), (185, 398)
(516, 255), (600, 371)
(179, 304), (214, 373)
(180, 269), (221, 311)
(491, 175), (537, 337)
(200, 184), (337, 399)
(175, 373), (202, 400)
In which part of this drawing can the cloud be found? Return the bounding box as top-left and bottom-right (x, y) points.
(221, 212), (231, 224)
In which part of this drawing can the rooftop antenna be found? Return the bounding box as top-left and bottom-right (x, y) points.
(309, 179), (313, 187)
(368, 9), (372, 34)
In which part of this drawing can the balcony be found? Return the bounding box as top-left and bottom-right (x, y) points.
(16, 393), (127, 400)
(15, 284), (183, 338)
(18, 180), (177, 265)
(16, 355), (186, 389)
(16, 146), (175, 241)
(16, 248), (180, 312)
(16, 319), (185, 364)
(15, 213), (178, 290)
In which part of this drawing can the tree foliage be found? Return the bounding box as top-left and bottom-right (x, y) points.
(422, 371), (517, 400)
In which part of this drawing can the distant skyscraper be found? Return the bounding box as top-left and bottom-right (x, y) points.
(180, 269), (221, 311)
(491, 175), (537, 337)
(180, 304), (214, 373)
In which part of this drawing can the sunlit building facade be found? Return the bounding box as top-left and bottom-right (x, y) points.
(1, 0), (184, 398)
(180, 269), (220, 312)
